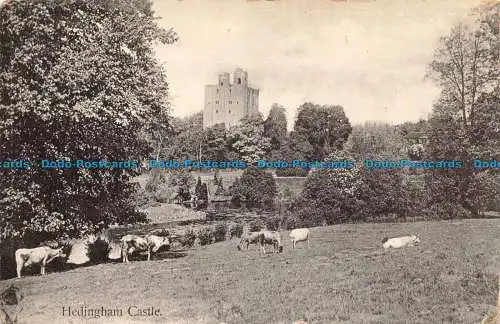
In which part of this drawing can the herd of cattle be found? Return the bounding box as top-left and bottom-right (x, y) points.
(10, 230), (500, 324)
(12, 227), (422, 278)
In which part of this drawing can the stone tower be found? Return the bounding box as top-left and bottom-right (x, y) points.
(203, 68), (259, 129)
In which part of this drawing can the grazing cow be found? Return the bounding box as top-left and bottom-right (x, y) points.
(120, 234), (170, 263)
(289, 228), (310, 249)
(259, 230), (283, 254)
(382, 234), (421, 249)
(15, 246), (66, 278)
(237, 232), (262, 251)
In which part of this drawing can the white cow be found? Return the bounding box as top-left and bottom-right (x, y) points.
(382, 235), (421, 249)
(289, 228), (310, 249)
(15, 246), (66, 278)
(120, 234), (170, 263)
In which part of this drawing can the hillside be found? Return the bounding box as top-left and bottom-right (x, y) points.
(1, 219), (499, 324)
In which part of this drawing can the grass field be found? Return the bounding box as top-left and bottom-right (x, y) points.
(1, 218), (499, 324)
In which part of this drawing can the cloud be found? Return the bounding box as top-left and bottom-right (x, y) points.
(152, 0), (482, 128)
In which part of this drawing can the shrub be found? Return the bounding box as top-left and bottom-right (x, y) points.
(265, 215), (282, 231)
(229, 224), (244, 239)
(180, 229), (196, 248)
(283, 214), (308, 230)
(46, 240), (73, 272)
(197, 227), (215, 246)
(86, 237), (111, 264)
(196, 183), (209, 210)
(426, 203), (471, 220)
(169, 171), (195, 201)
(214, 224), (227, 242)
(215, 178), (226, 196)
(230, 167), (277, 210)
(59, 240), (74, 257)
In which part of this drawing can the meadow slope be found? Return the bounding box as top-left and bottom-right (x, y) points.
(1, 219), (499, 324)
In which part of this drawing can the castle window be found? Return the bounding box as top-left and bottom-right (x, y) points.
(229, 100), (232, 104)
(229, 110), (231, 113)
(216, 100), (219, 104)
(216, 109), (219, 113)
(237, 77), (241, 84)
(217, 89), (219, 93)
(220, 82), (223, 86)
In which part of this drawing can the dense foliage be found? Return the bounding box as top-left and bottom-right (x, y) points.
(0, 0), (177, 242)
(264, 104), (288, 159)
(292, 103), (352, 160)
(425, 2), (499, 217)
(230, 166), (277, 210)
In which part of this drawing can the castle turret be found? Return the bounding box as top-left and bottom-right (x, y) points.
(218, 73), (230, 87)
(233, 68), (248, 86)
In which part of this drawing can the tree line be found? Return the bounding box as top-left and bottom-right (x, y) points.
(0, 0), (497, 246)
(161, 102), (353, 172)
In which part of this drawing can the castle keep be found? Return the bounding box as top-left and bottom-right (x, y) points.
(203, 68), (259, 129)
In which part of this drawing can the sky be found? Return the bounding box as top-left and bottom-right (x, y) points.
(152, 0), (483, 129)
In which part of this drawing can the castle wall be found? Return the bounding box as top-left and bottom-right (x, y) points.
(203, 69), (259, 129)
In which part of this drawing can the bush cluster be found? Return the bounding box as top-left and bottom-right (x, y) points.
(214, 224), (227, 242)
(265, 215), (281, 231)
(229, 224), (244, 239)
(86, 237), (111, 264)
(197, 227), (215, 246)
(180, 229), (197, 248)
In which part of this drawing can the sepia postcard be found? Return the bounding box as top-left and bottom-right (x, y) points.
(0, 0), (498, 323)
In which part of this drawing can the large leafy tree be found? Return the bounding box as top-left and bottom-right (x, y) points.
(292, 169), (362, 226)
(427, 3), (498, 130)
(0, 0), (178, 242)
(227, 114), (271, 164)
(356, 167), (407, 220)
(344, 122), (406, 161)
(263, 103), (287, 158)
(425, 2), (499, 217)
(293, 103), (352, 160)
(290, 151), (363, 226)
(202, 123), (229, 161)
(281, 131), (314, 161)
(164, 112), (204, 161)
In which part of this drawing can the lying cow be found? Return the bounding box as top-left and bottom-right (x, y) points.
(382, 234), (421, 249)
(120, 234), (170, 263)
(15, 246), (66, 278)
(259, 230), (283, 254)
(237, 232), (262, 251)
(289, 228), (310, 249)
